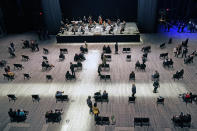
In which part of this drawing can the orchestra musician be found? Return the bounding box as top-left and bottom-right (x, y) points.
(88, 16), (92, 25)
(107, 19), (111, 25)
(98, 16), (102, 25)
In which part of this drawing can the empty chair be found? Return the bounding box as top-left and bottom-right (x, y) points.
(160, 53), (168, 59)
(43, 48), (49, 54)
(60, 48), (68, 54)
(0, 60), (7, 67)
(42, 56), (48, 61)
(32, 95), (40, 102)
(13, 64), (23, 70)
(126, 55), (131, 61)
(46, 75), (53, 81)
(21, 55), (29, 61)
(24, 73), (31, 80)
(128, 96), (136, 103)
(160, 43), (166, 49)
(157, 96), (164, 105)
(7, 94), (17, 102)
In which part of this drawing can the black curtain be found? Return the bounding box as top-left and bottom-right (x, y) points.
(1, 0), (43, 33)
(138, 0), (158, 32)
(59, 0), (138, 22)
(42, 0), (62, 34)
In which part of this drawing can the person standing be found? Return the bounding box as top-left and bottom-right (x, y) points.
(87, 96), (93, 114)
(115, 42), (118, 54)
(132, 83), (136, 97)
(70, 62), (75, 75)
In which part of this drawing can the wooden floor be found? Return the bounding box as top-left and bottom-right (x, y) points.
(0, 32), (197, 131)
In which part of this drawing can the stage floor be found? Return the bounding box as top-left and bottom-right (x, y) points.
(56, 22), (140, 43)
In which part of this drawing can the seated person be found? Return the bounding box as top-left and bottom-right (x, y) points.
(80, 45), (85, 53)
(56, 91), (64, 97)
(153, 80), (160, 93)
(152, 70), (159, 80)
(135, 60), (140, 68)
(65, 71), (72, 80)
(4, 66), (10, 73)
(42, 61), (54, 68)
(59, 53), (65, 60)
(79, 53), (86, 60)
(142, 56), (147, 64)
(129, 71), (135, 80)
(22, 40), (30, 48)
(8, 108), (16, 118)
(102, 90), (108, 98)
(140, 63), (146, 70)
(74, 54), (79, 61)
(106, 45), (111, 53)
(103, 45), (107, 53)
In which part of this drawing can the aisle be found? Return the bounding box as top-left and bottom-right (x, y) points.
(61, 50), (100, 131)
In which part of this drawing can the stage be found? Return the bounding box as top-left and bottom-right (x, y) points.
(56, 22), (140, 43)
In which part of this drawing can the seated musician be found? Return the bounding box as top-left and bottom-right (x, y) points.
(130, 71), (135, 80)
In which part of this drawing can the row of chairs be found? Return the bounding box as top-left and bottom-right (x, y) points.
(7, 94), (69, 103)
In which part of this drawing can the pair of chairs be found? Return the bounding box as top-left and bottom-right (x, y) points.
(7, 94), (40, 102)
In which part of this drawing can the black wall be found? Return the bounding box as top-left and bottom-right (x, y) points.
(158, 0), (197, 20)
(59, 0), (138, 21)
(0, 0), (43, 33)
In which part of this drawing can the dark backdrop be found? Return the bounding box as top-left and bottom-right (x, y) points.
(158, 0), (197, 20)
(0, 0), (43, 33)
(59, 0), (138, 22)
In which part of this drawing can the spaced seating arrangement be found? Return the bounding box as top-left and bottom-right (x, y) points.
(95, 116), (110, 125)
(100, 75), (111, 81)
(21, 55), (29, 61)
(160, 43), (166, 49)
(32, 95), (40, 102)
(3, 74), (15, 81)
(94, 92), (109, 103)
(24, 73), (31, 80)
(173, 69), (184, 81)
(55, 95), (69, 103)
(141, 46), (151, 53)
(126, 55), (131, 61)
(60, 48), (68, 54)
(104, 55), (111, 61)
(0, 60), (7, 67)
(8, 109), (29, 122)
(46, 75), (53, 81)
(7, 94), (17, 102)
(73, 62), (82, 70)
(13, 64), (24, 70)
(184, 56), (194, 64)
(128, 96), (136, 103)
(122, 48), (131, 53)
(42, 56), (48, 61)
(59, 53), (65, 61)
(134, 117), (150, 127)
(43, 48), (49, 54)
(157, 96), (164, 105)
(101, 64), (110, 71)
(159, 53), (168, 59)
(172, 114), (191, 128)
(45, 109), (63, 123)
